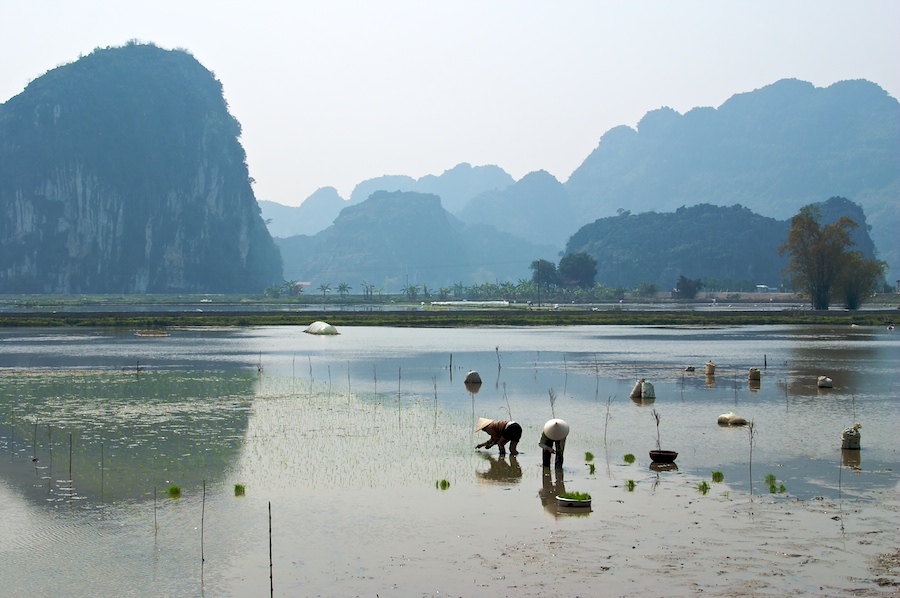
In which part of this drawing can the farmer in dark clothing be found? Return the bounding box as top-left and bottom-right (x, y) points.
(538, 418), (569, 469)
(475, 418), (522, 455)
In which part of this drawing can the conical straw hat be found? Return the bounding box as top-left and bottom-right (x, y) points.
(475, 417), (493, 432)
(542, 418), (570, 440)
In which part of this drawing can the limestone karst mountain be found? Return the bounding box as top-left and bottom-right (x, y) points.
(0, 42), (282, 293)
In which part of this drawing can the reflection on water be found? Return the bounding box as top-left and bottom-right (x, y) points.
(476, 453), (522, 484)
(0, 369), (255, 504)
(539, 466), (567, 518)
(841, 448), (862, 470)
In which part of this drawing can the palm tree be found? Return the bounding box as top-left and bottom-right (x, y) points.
(403, 284), (419, 301)
(318, 283), (331, 302)
(337, 282), (351, 299)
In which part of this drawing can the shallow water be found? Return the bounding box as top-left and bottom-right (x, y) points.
(0, 324), (897, 596)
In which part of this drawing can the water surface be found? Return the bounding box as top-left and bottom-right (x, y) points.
(1, 324), (897, 596)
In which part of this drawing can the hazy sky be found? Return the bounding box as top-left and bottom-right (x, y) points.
(3, 1), (898, 206)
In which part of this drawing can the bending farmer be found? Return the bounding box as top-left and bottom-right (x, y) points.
(475, 418), (522, 455)
(539, 418), (569, 469)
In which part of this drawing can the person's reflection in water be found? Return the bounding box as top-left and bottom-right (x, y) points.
(538, 466), (566, 518)
(476, 452), (522, 485)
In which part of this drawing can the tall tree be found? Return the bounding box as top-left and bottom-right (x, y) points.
(529, 259), (558, 291)
(558, 252), (598, 288)
(672, 275), (703, 299)
(835, 251), (886, 310)
(778, 204), (876, 310)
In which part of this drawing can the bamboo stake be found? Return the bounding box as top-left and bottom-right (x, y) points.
(748, 420), (756, 502)
(269, 502), (274, 597)
(201, 480), (206, 563)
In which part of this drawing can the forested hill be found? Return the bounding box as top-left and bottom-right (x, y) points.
(276, 190), (557, 290)
(565, 199), (877, 291)
(564, 78), (899, 277)
(0, 42), (282, 293)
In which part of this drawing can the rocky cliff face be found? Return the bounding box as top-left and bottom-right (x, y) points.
(0, 42), (282, 293)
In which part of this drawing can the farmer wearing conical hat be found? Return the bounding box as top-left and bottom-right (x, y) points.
(475, 417), (522, 456)
(539, 418), (569, 469)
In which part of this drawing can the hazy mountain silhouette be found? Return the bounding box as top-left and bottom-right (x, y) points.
(259, 186), (345, 238)
(261, 163), (514, 239)
(457, 170), (574, 247)
(269, 78), (896, 283)
(276, 191), (556, 291)
(565, 78), (898, 275)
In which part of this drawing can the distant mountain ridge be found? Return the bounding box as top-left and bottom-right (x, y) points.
(261, 163), (515, 239)
(276, 190), (557, 290)
(563, 78), (898, 274)
(266, 78), (898, 283)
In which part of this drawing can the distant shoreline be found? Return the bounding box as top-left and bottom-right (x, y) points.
(0, 308), (895, 329)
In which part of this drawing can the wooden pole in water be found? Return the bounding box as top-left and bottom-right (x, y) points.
(101, 443), (104, 499)
(154, 487), (158, 533)
(201, 480), (206, 563)
(68, 432), (73, 481)
(268, 501), (273, 597)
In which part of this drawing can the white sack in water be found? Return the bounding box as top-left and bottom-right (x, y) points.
(304, 321), (339, 335)
(717, 412), (748, 426)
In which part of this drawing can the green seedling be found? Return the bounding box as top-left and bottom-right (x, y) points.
(585, 451), (594, 462)
(623, 453), (635, 464)
(436, 479), (450, 490)
(720, 491), (730, 500)
(167, 485), (181, 497)
(765, 473), (776, 485)
(588, 463), (596, 475)
(625, 479), (636, 492)
(711, 471), (724, 483)
(234, 484), (246, 496)
(559, 491), (591, 500)
(697, 481), (710, 495)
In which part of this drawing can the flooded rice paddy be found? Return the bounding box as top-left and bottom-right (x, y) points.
(0, 324), (898, 596)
